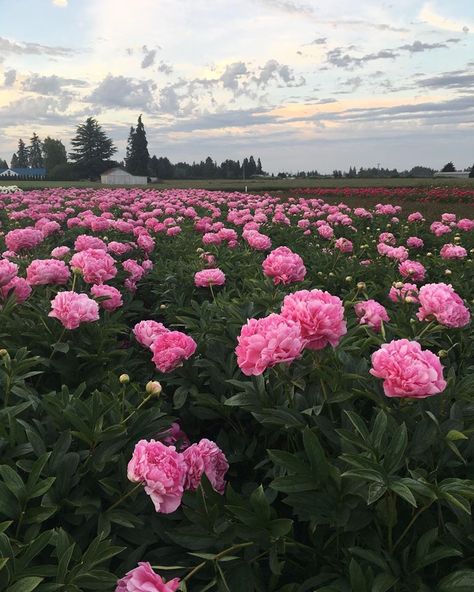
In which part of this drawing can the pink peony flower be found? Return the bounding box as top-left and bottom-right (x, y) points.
(133, 320), (169, 348)
(90, 284), (123, 312)
(183, 439), (229, 494)
(379, 232), (396, 245)
(389, 282), (419, 303)
(280, 289), (347, 350)
(116, 563), (180, 592)
(127, 440), (186, 513)
(317, 224), (334, 240)
(26, 259), (71, 286)
(244, 230), (272, 251)
(262, 246), (306, 285)
(370, 339), (446, 398)
(74, 234), (107, 252)
(0, 276), (32, 303)
(417, 283), (470, 328)
(161, 423), (190, 451)
(0, 259), (18, 287)
(406, 237), (424, 249)
(194, 268), (225, 288)
(398, 260), (426, 283)
(51, 246), (71, 259)
(354, 299), (390, 332)
(5, 228), (43, 252)
(49, 291), (100, 330)
(150, 331), (197, 372)
(235, 313), (304, 376)
(70, 249), (117, 284)
(335, 237), (353, 253)
(457, 218), (474, 232)
(440, 244), (467, 260)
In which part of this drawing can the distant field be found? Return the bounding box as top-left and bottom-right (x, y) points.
(2, 176), (474, 192)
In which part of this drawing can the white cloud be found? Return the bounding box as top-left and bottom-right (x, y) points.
(53, 0), (68, 6)
(419, 3), (472, 33)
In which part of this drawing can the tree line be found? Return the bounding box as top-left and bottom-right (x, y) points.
(2, 116), (266, 181)
(2, 115), (473, 180)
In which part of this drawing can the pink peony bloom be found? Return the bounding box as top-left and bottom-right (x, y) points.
(0, 259), (18, 287)
(70, 249), (117, 284)
(51, 246), (71, 259)
(406, 237), (424, 249)
(194, 268), (225, 288)
(0, 276), (32, 303)
(161, 423), (190, 451)
(317, 224), (334, 240)
(457, 218), (474, 232)
(127, 440), (186, 513)
(407, 212), (424, 223)
(116, 563), (180, 592)
(398, 260), (426, 283)
(90, 284), (123, 312)
(440, 244), (467, 260)
(74, 234), (107, 252)
(262, 246), (306, 285)
(183, 439), (229, 494)
(26, 259), (71, 286)
(370, 339), (446, 398)
(49, 291), (100, 330)
(133, 320), (169, 348)
(235, 313), (304, 376)
(354, 299), (390, 332)
(280, 289), (347, 350)
(389, 282), (419, 303)
(417, 283), (470, 328)
(244, 230), (272, 251)
(150, 331), (197, 372)
(335, 237), (353, 253)
(379, 232), (396, 245)
(5, 228), (43, 252)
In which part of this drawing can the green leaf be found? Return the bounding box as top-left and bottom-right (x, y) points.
(267, 450), (309, 474)
(0, 466), (25, 500)
(446, 430), (468, 441)
(437, 570), (474, 592)
(270, 475), (318, 493)
(349, 559), (368, 592)
(389, 481), (417, 507)
(303, 427), (329, 481)
(6, 577), (43, 592)
(372, 573), (397, 592)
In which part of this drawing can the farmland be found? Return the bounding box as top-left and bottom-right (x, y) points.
(0, 186), (473, 591)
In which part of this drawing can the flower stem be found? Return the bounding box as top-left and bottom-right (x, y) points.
(182, 542), (254, 583)
(107, 482), (142, 512)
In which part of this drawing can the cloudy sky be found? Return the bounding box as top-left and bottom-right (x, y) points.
(0, 0), (473, 173)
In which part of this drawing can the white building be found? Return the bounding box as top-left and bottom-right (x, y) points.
(101, 167), (148, 185)
(433, 171), (470, 178)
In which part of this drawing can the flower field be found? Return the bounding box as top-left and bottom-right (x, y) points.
(0, 186), (473, 592)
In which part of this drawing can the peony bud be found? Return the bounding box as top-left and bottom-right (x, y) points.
(0, 349), (8, 358)
(146, 381), (162, 396)
(119, 374), (130, 384)
(438, 350), (448, 358)
(357, 282), (366, 290)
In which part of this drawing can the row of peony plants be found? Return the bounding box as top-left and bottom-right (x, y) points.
(0, 187), (472, 592)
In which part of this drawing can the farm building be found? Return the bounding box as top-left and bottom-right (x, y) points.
(0, 167), (46, 179)
(433, 171), (470, 178)
(101, 168), (148, 185)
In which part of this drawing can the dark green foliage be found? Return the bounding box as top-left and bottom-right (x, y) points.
(125, 116), (150, 177)
(28, 134), (43, 169)
(42, 138), (67, 172)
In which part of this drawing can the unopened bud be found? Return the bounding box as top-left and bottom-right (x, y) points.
(345, 276), (352, 282)
(405, 296), (417, 303)
(160, 304), (167, 309)
(357, 282), (366, 290)
(196, 248), (204, 254)
(444, 269), (452, 275)
(329, 272), (335, 277)
(438, 350), (448, 358)
(146, 381), (162, 396)
(71, 266), (82, 275)
(119, 373), (130, 384)
(394, 281), (404, 289)
(0, 349), (8, 358)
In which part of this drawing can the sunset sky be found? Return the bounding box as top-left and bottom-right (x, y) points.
(0, 0), (473, 172)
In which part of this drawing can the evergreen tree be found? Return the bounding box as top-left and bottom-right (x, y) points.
(16, 139), (29, 168)
(125, 126), (135, 168)
(441, 161), (456, 172)
(242, 157), (249, 179)
(28, 133), (43, 168)
(43, 137), (67, 172)
(126, 115), (149, 176)
(69, 117), (117, 164)
(248, 155), (257, 177)
(11, 154), (19, 168)
(469, 164), (474, 178)
(0, 158), (8, 169)
(257, 158), (263, 174)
